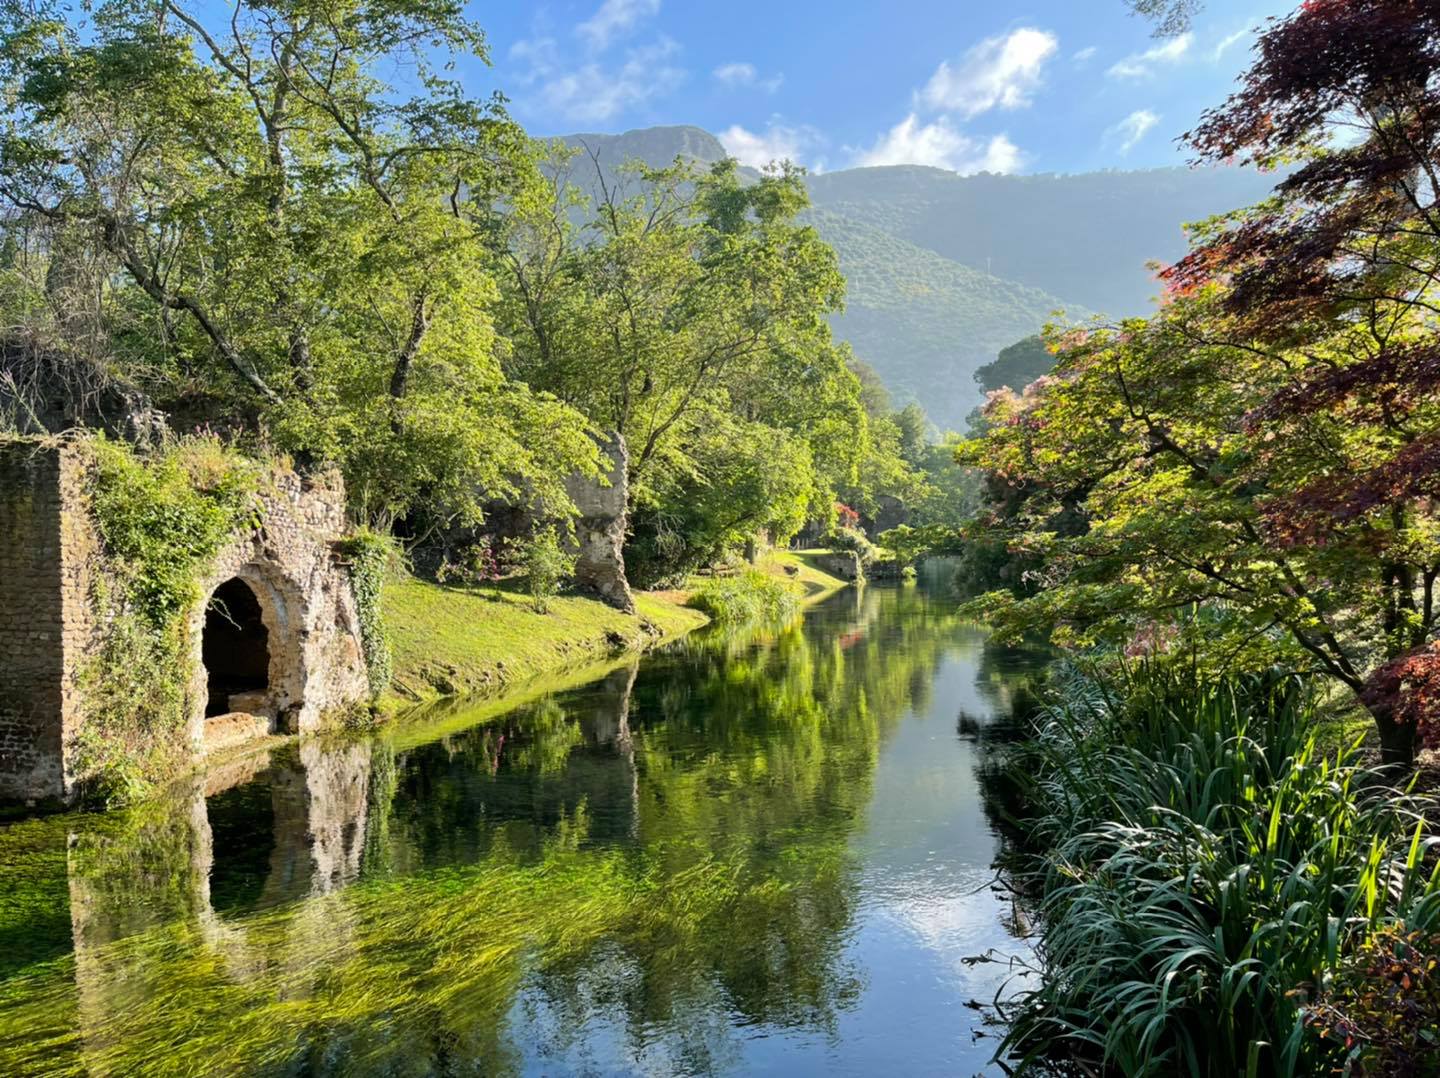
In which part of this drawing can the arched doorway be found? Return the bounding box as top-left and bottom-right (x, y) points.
(203, 578), (271, 717)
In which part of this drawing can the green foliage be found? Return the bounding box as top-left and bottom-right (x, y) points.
(973, 334), (1053, 394)
(0, 0), (598, 531)
(338, 529), (399, 702)
(626, 416), (819, 587)
(521, 527), (575, 615)
(1000, 662), (1440, 1076)
(77, 437), (261, 805)
(878, 522), (963, 567)
(824, 526), (878, 567)
(88, 438), (260, 626)
(687, 569), (801, 626)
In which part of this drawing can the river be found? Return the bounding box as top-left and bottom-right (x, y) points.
(0, 581), (1042, 1077)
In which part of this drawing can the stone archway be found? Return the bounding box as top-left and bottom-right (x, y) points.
(191, 562), (309, 746)
(202, 578), (271, 718)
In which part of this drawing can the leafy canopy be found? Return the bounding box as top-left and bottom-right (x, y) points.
(960, 0), (1440, 763)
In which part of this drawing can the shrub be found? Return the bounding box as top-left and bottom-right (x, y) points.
(521, 526), (575, 614)
(435, 537), (502, 587)
(1305, 926), (1440, 1075)
(687, 570), (801, 625)
(998, 662), (1440, 1077)
(824, 526), (878, 567)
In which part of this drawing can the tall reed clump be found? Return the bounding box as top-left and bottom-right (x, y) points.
(687, 569), (801, 626)
(998, 662), (1440, 1077)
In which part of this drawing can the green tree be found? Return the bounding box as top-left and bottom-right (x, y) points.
(0, 0), (597, 529)
(960, 0), (1440, 764)
(973, 335), (1054, 395)
(490, 147), (897, 577)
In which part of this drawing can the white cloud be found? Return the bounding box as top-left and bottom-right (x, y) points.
(1211, 27), (1249, 61)
(719, 121), (823, 169)
(1107, 32), (1192, 79)
(854, 114), (1022, 174)
(1072, 45), (1098, 64)
(1106, 109), (1160, 154)
(713, 61), (784, 93)
(576, 0), (660, 52)
(515, 36), (685, 124)
(714, 61), (756, 85)
(922, 28), (1059, 118)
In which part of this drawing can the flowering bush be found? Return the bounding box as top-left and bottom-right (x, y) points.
(1304, 926), (1440, 1074)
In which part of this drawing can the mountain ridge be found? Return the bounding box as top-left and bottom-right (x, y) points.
(554, 125), (1277, 428)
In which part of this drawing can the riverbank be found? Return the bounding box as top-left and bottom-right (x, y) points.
(992, 663), (1440, 1075)
(381, 550), (849, 709)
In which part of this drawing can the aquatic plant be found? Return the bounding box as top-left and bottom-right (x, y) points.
(999, 663), (1440, 1077)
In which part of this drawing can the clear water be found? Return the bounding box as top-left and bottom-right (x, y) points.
(0, 582), (1042, 1076)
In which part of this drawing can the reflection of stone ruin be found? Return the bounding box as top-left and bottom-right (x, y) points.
(0, 440), (370, 805)
(65, 739), (376, 1073)
(59, 675), (644, 1070)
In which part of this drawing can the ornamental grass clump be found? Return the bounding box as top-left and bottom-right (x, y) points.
(687, 570), (801, 626)
(999, 662), (1440, 1078)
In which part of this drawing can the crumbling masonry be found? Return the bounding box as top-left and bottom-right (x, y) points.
(0, 440), (370, 805)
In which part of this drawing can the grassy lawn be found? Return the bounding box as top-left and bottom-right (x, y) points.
(382, 577), (707, 706)
(381, 550), (849, 710)
(784, 548), (857, 597)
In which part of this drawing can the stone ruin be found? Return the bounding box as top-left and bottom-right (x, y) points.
(450, 430), (636, 613)
(0, 439), (370, 806)
(563, 432), (635, 613)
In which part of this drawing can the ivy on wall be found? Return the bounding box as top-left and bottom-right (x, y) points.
(74, 436), (261, 806)
(339, 529), (396, 703)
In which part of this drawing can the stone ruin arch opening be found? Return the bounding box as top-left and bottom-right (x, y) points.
(202, 577), (273, 718)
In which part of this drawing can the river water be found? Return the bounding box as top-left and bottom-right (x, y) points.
(0, 582), (1042, 1076)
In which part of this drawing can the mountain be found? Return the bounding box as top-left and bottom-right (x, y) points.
(556, 125), (730, 171)
(555, 126), (1278, 430)
(805, 165), (1275, 318)
(807, 209), (1075, 421)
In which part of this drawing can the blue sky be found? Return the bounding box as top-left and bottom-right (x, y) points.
(464, 0), (1298, 174)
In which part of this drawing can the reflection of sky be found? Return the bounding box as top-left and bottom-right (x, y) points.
(790, 647), (1031, 1077)
(506, 631), (1031, 1077)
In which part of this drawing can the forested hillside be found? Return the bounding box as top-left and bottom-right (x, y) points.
(805, 164), (1276, 316)
(558, 125), (1273, 429)
(806, 210), (1072, 425)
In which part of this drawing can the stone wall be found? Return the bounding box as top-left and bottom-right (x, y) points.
(187, 470), (370, 741)
(809, 551), (864, 582)
(0, 443), (68, 803)
(0, 442), (97, 803)
(0, 438), (370, 806)
(562, 431), (635, 613)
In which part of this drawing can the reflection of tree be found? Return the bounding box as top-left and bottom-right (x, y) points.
(958, 636), (1053, 745)
(0, 586), (1001, 1077)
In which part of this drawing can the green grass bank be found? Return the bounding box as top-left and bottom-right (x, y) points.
(381, 551), (847, 710)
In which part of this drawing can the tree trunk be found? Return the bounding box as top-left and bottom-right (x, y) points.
(1370, 701), (1417, 768)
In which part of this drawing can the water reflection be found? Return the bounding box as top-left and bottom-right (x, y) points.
(0, 584), (1033, 1076)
